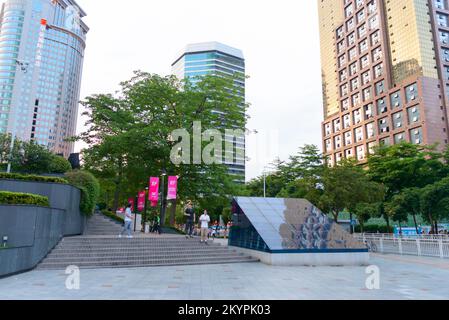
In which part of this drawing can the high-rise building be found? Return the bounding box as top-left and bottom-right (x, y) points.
(172, 41), (246, 182)
(318, 0), (449, 164)
(0, 0), (89, 157)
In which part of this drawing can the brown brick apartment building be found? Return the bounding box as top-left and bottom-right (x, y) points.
(318, 0), (449, 164)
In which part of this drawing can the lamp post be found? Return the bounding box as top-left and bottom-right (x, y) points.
(142, 187), (149, 233)
(6, 60), (29, 173)
(160, 168), (167, 227)
(262, 165), (271, 198)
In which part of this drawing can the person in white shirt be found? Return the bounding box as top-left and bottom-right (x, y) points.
(119, 204), (133, 238)
(199, 210), (211, 244)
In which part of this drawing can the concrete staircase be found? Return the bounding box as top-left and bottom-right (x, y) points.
(37, 213), (258, 270)
(83, 213), (124, 236)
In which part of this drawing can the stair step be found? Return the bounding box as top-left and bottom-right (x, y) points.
(36, 212), (258, 269)
(37, 257), (258, 270)
(42, 254), (247, 263)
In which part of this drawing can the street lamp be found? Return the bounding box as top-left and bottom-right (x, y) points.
(262, 165), (271, 198)
(6, 60), (29, 174)
(160, 168), (167, 227)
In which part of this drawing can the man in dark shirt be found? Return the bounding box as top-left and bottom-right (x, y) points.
(184, 202), (195, 239)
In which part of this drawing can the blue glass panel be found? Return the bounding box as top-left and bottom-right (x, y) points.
(230, 197), (366, 252)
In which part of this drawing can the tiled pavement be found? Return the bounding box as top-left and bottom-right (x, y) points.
(1, 254), (448, 300)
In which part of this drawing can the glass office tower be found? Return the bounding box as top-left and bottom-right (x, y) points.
(318, 0), (449, 165)
(172, 42), (246, 182)
(0, 0), (89, 157)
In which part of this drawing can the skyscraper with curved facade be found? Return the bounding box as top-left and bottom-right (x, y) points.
(0, 0), (88, 157)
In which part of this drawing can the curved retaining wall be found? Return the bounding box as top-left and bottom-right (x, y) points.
(0, 205), (67, 277)
(0, 179), (85, 236)
(0, 180), (86, 277)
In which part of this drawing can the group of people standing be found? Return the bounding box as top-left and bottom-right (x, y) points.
(117, 200), (228, 243)
(184, 201), (211, 244)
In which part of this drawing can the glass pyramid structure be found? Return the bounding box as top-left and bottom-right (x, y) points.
(230, 197), (367, 253)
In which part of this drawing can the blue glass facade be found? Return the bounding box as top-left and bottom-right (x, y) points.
(173, 44), (246, 182)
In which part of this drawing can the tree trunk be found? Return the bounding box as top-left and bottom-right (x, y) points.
(332, 211), (339, 224)
(428, 213), (434, 234)
(349, 212), (354, 234)
(112, 182), (121, 212)
(399, 222), (402, 235)
(412, 213), (419, 234)
(435, 221), (439, 235)
(385, 215), (391, 234)
(112, 165), (123, 212)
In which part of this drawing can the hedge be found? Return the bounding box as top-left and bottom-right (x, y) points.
(0, 172), (68, 184)
(102, 210), (124, 224)
(65, 170), (100, 217)
(355, 224), (392, 234)
(0, 191), (49, 207)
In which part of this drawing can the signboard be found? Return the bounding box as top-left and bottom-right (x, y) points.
(393, 227), (422, 236)
(149, 177), (160, 207)
(137, 191), (146, 212)
(167, 176), (178, 200)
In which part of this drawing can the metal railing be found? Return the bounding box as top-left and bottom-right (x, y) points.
(354, 234), (449, 259)
(355, 233), (449, 240)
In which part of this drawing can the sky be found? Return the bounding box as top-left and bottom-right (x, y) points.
(7, 0), (325, 181)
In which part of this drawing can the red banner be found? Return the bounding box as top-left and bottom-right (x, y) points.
(137, 191), (146, 211)
(128, 198), (135, 212)
(167, 176), (178, 200)
(149, 177), (160, 207)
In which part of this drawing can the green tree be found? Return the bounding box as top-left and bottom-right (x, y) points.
(368, 143), (445, 199)
(385, 188), (422, 233)
(318, 160), (384, 225)
(420, 177), (449, 234)
(354, 202), (381, 233)
(75, 72), (248, 217)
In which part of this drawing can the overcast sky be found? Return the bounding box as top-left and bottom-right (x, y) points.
(8, 0), (325, 181)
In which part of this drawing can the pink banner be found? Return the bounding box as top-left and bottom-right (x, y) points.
(149, 177), (160, 207)
(128, 198), (135, 212)
(167, 176), (178, 200)
(137, 191), (146, 211)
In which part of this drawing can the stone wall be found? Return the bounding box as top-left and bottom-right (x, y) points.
(0, 180), (86, 277)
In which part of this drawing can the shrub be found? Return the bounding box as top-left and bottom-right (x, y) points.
(65, 170), (100, 217)
(49, 155), (72, 174)
(355, 224), (392, 234)
(0, 191), (49, 207)
(0, 172), (68, 184)
(102, 210), (124, 224)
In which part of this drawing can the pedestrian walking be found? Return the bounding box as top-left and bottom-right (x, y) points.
(153, 213), (161, 235)
(119, 204), (133, 238)
(199, 210), (211, 244)
(184, 201), (195, 239)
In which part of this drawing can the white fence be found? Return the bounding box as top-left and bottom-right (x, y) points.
(354, 234), (449, 259)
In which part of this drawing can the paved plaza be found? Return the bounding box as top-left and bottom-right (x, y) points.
(0, 254), (448, 300)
